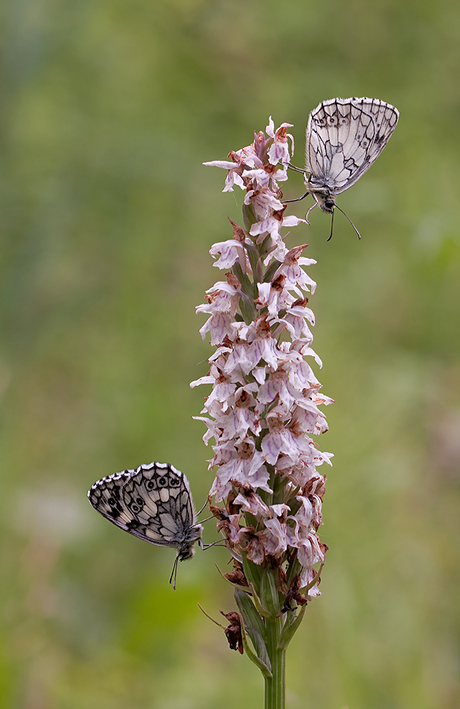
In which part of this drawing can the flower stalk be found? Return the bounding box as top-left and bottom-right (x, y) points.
(264, 616), (285, 709)
(192, 119), (333, 709)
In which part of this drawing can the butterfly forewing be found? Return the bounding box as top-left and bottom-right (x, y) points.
(305, 97), (399, 207)
(88, 462), (202, 559)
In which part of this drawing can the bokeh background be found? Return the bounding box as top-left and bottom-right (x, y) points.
(1, 0), (459, 707)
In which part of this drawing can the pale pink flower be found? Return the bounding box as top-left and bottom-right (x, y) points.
(265, 117), (294, 166)
(195, 119), (332, 605)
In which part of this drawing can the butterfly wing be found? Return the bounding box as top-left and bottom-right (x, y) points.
(88, 462), (202, 552)
(306, 97), (399, 195)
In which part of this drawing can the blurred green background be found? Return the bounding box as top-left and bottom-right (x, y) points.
(1, 0), (459, 707)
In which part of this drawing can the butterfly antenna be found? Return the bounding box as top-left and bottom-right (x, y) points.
(327, 209), (335, 241)
(169, 554), (180, 590)
(335, 205), (362, 240)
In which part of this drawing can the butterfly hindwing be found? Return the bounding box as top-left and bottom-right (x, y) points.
(88, 462), (202, 560)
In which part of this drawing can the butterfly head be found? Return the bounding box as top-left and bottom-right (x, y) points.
(303, 181), (337, 216)
(301, 174), (336, 214)
(177, 545), (197, 562)
(313, 190), (336, 214)
(170, 525), (203, 589)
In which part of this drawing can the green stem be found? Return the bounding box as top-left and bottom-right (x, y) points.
(264, 616), (285, 709)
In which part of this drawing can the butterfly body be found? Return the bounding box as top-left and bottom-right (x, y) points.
(303, 184), (336, 214)
(304, 97), (399, 215)
(88, 462), (203, 563)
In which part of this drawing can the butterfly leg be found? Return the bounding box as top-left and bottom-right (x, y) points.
(286, 163), (308, 175)
(284, 191), (311, 204)
(200, 539), (226, 551)
(196, 498), (210, 517)
(305, 196), (319, 224)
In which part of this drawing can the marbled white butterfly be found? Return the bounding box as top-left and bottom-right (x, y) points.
(289, 97), (399, 238)
(88, 462), (203, 586)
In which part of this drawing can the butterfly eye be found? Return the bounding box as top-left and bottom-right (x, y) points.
(108, 497), (116, 505)
(158, 476), (167, 486)
(132, 504), (140, 512)
(169, 478), (180, 487)
(136, 497), (143, 506)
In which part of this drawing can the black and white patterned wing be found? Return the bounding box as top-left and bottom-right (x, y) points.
(306, 97), (399, 195)
(88, 462), (202, 558)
